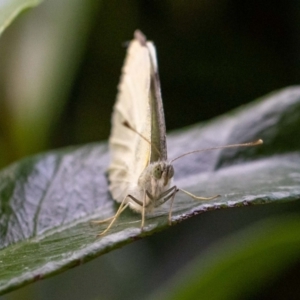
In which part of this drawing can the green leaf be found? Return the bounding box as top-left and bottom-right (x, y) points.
(149, 214), (300, 300)
(1, 86), (300, 294)
(0, 0), (43, 37)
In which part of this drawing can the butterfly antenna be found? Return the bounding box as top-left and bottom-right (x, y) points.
(122, 121), (161, 158)
(170, 139), (263, 163)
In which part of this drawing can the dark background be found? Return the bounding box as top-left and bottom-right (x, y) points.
(53, 0), (300, 148)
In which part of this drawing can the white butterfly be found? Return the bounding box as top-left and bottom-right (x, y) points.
(93, 30), (262, 235)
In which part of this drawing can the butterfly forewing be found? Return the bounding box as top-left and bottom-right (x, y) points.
(108, 32), (154, 202)
(147, 42), (168, 162)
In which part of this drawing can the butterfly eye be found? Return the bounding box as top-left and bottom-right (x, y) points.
(167, 165), (174, 179)
(153, 165), (162, 179)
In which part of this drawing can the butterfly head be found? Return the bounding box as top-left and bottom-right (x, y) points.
(152, 161), (174, 186)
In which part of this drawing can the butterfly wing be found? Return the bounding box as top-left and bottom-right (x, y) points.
(147, 40), (168, 162)
(108, 30), (156, 202)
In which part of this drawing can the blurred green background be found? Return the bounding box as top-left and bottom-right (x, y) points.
(1, 0), (300, 299)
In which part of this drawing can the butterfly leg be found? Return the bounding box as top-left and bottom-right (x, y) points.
(127, 194), (147, 231)
(141, 192), (146, 230)
(91, 204), (129, 224)
(150, 186), (178, 207)
(93, 196), (130, 236)
(179, 188), (220, 201)
(150, 186), (179, 225)
(168, 188), (179, 225)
